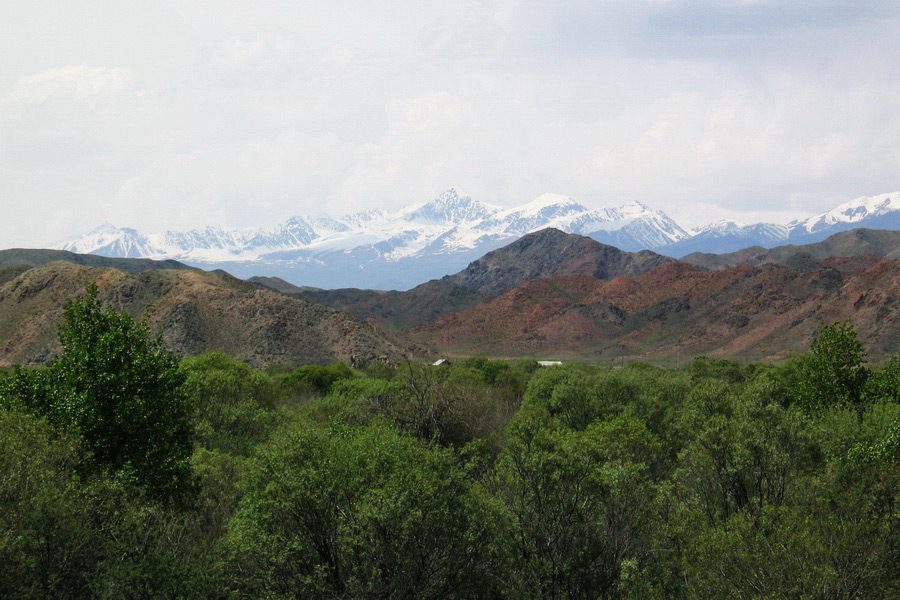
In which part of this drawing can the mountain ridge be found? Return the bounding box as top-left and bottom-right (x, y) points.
(290, 228), (674, 330)
(0, 248), (196, 272)
(5, 226), (899, 367)
(680, 228), (900, 271)
(0, 261), (420, 368)
(409, 257), (900, 362)
(659, 192), (900, 257)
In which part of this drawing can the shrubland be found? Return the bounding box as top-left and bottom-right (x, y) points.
(0, 288), (896, 599)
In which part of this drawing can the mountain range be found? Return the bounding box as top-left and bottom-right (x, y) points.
(287, 228), (674, 330)
(680, 228), (900, 271)
(54, 190), (899, 290)
(3, 228), (899, 366)
(409, 255), (899, 363)
(666, 192), (900, 257)
(273, 227), (898, 362)
(54, 188), (691, 289)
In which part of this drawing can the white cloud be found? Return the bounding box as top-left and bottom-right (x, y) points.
(7, 65), (136, 105)
(0, 2), (898, 247)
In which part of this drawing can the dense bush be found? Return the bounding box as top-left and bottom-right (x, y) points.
(1, 306), (897, 598)
(182, 351), (279, 455)
(224, 420), (504, 599)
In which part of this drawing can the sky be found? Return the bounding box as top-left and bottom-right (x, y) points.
(1, 0), (899, 247)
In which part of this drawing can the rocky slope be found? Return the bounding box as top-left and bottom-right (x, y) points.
(409, 257), (900, 363)
(0, 262), (418, 368)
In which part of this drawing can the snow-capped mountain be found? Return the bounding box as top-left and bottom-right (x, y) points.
(657, 191), (900, 258)
(55, 188), (688, 289)
(786, 192), (900, 241)
(578, 201), (688, 250)
(403, 188), (495, 224)
(54, 189), (900, 288)
(659, 220), (790, 257)
(62, 223), (157, 258)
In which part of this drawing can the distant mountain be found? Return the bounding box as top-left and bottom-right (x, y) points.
(681, 228), (900, 271)
(52, 190), (900, 289)
(409, 257), (900, 363)
(660, 192), (900, 257)
(294, 228), (674, 330)
(660, 221), (790, 256)
(54, 188), (688, 290)
(0, 261), (419, 368)
(786, 192), (900, 243)
(439, 227), (673, 296)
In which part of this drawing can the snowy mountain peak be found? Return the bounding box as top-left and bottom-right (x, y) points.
(435, 187), (467, 204)
(55, 189), (693, 282)
(342, 208), (390, 229)
(283, 215), (349, 234)
(404, 188), (494, 224)
(59, 223), (154, 259)
(664, 191), (900, 258)
(515, 193), (586, 216)
(690, 220), (749, 236)
(789, 192), (900, 234)
(620, 199), (652, 211)
(89, 221), (122, 234)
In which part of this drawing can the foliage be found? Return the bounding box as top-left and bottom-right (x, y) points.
(687, 355), (746, 384)
(866, 353), (900, 403)
(224, 420), (503, 599)
(0, 409), (214, 599)
(1, 317), (896, 598)
(796, 321), (870, 412)
(280, 361), (357, 398)
(182, 351), (279, 455)
(674, 383), (816, 525)
(0, 409), (99, 598)
(494, 411), (659, 599)
(1, 284), (194, 503)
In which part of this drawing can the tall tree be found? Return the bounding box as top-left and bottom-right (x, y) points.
(2, 284), (194, 503)
(796, 321), (869, 413)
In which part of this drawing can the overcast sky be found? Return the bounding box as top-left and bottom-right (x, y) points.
(2, 0), (899, 247)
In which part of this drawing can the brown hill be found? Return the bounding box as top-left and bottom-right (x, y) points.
(0, 247), (195, 272)
(296, 228), (674, 330)
(0, 261), (419, 368)
(410, 258), (900, 363)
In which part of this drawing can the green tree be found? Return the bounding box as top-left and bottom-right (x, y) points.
(796, 321), (870, 413)
(673, 382), (815, 526)
(182, 351), (279, 456)
(281, 361), (356, 397)
(866, 354), (900, 404)
(2, 284), (194, 503)
(224, 420), (503, 599)
(495, 412), (659, 599)
(0, 409), (99, 598)
(687, 356), (745, 385)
